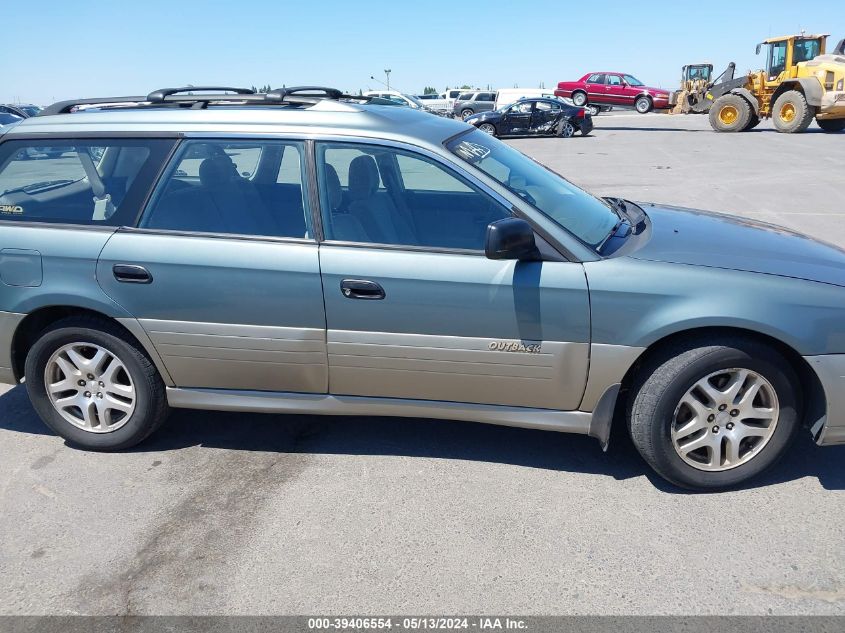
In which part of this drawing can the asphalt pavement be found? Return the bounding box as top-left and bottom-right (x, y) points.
(1, 112), (843, 616)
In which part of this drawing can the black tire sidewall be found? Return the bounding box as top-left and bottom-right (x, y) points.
(636, 97), (651, 113)
(773, 91), (812, 133)
(642, 346), (800, 490)
(25, 325), (162, 450)
(709, 95), (751, 132)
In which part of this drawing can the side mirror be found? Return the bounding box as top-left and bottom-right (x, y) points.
(485, 218), (540, 261)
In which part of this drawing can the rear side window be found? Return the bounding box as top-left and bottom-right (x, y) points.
(0, 139), (173, 226)
(140, 139), (311, 239)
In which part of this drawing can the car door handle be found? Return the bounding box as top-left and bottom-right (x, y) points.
(340, 279), (385, 300)
(113, 264), (152, 284)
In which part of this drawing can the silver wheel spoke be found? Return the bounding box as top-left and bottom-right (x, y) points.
(671, 367), (780, 472)
(44, 342), (135, 434)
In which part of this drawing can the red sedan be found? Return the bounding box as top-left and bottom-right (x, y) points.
(555, 72), (671, 114)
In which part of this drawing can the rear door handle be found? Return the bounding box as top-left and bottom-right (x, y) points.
(340, 279), (385, 300)
(113, 264), (152, 284)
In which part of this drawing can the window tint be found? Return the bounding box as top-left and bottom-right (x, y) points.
(0, 139), (171, 226)
(607, 75), (623, 86)
(457, 93), (473, 100)
(141, 140), (310, 239)
(317, 142), (510, 250)
(479, 93), (495, 101)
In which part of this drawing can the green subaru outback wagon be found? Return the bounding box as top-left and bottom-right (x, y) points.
(0, 86), (843, 490)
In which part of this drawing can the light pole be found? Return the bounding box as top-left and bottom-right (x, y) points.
(384, 69), (392, 91)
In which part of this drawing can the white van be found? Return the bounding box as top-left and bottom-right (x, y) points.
(494, 88), (559, 110)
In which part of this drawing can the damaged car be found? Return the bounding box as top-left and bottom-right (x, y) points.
(465, 98), (592, 138)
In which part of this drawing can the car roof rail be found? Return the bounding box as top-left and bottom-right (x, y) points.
(37, 85), (380, 116)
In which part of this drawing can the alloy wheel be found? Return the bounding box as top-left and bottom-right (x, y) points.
(671, 368), (779, 471)
(44, 342), (136, 433)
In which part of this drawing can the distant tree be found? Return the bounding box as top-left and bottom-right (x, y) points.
(423, 86), (437, 95)
(460, 84), (472, 89)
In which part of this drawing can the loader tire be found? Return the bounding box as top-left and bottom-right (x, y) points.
(709, 94), (751, 132)
(772, 91), (814, 133)
(743, 114), (761, 131)
(816, 118), (845, 133)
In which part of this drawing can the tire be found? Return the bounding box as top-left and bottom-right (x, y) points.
(586, 104), (600, 116)
(627, 335), (801, 491)
(478, 122), (497, 136)
(460, 108), (474, 120)
(572, 91), (587, 107)
(772, 90), (814, 133)
(816, 117), (845, 132)
(743, 114), (761, 131)
(635, 96), (652, 114)
(709, 94), (752, 132)
(24, 316), (170, 451)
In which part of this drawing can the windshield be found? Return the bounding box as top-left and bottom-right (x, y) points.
(404, 94), (425, 108)
(623, 75), (644, 86)
(446, 130), (619, 249)
(0, 113), (23, 126)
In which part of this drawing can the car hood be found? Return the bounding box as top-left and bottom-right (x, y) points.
(630, 204), (845, 288)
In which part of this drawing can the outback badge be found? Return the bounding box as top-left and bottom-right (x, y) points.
(489, 341), (542, 354)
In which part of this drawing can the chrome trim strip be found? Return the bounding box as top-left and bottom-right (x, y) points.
(166, 387), (594, 435)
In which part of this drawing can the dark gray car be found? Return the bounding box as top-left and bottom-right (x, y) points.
(452, 91), (496, 119)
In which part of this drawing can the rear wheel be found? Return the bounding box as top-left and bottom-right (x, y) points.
(556, 120), (576, 138)
(816, 117), (845, 132)
(627, 336), (801, 490)
(709, 94), (752, 132)
(635, 96), (652, 114)
(572, 91), (587, 107)
(586, 104), (600, 116)
(24, 316), (170, 450)
(460, 108), (474, 120)
(772, 90), (814, 133)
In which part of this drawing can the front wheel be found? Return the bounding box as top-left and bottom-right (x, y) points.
(24, 316), (170, 450)
(627, 336), (800, 490)
(709, 94), (752, 132)
(816, 117), (845, 132)
(635, 96), (652, 114)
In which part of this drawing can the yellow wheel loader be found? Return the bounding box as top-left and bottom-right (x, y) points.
(707, 34), (845, 133)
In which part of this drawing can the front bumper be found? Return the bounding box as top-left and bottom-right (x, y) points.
(804, 354), (845, 445)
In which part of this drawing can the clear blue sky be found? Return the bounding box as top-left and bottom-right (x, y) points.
(4, 0), (844, 105)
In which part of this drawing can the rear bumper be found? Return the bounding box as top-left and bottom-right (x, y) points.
(818, 91), (845, 117)
(804, 354), (845, 446)
(0, 310), (24, 384)
(579, 118), (594, 135)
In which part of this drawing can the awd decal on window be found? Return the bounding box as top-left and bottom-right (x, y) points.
(0, 205), (23, 215)
(489, 341), (542, 354)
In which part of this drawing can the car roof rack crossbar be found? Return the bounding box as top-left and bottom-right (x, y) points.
(146, 86), (255, 102)
(37, 86), (379, 116)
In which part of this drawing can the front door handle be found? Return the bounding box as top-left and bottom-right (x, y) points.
(340, 279), (385, 300)
(113, 264), (152, 284)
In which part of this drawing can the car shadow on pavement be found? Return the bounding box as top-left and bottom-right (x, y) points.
(596, 125), (828, 134)
(1, 383), (842, 492)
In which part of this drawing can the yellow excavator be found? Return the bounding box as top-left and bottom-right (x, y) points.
(706, 33), (845, 133)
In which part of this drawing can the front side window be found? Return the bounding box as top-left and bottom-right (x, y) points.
(141, 140), (310, 239)
(0, 138), (171, 226)
(509, 101), (533, 114)
(607, 75), (623, 86)
(447, 130), (618, 249)
(316, 142), (510, 250)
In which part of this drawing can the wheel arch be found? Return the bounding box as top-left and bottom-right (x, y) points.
(10, 305), (173, 386)
(728, 88), (760, 114)
(617, 325), (824, 432)
(771, 79), (823, 108)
